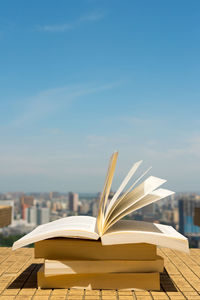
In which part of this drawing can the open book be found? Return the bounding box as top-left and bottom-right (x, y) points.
(12, 152), (189, 253)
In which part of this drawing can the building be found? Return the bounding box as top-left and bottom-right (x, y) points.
(141, 203), (155, 217)
(37, 207), (50, 225)
(25, 206), (50, 226)
(68, 192), (79, 212)
(179, 198), (200, 247)
(92, 198), (99, 217)
(49, 192), (60, 200)
(79, 200), (90, 215)
(20, 196), (34, 219)
(25, 206), (37, 225)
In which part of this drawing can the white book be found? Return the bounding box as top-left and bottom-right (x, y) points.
(12, 152), (189, 253)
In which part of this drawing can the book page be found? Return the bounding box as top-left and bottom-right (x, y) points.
(104, 176), (166, 231)
(101, 220), (189, 253)
(104, 165), (151, 224)
(97, 151), (118, 235)
(12, 216), (99, 250)
(104, 160), (143, 220)
(103, 189), (174, 232)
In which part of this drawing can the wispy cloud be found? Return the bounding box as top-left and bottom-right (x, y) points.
(36, 11), (106, 33)
(10, 81), (120, 128)
(79, 12), (104, 22)
(38, 24), (72, 33)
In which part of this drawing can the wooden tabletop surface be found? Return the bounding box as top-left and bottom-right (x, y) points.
(0, 247), (200, 300)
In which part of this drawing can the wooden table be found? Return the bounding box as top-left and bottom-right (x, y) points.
(0, 247), (200, 299)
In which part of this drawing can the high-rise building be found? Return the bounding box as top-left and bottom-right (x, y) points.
(179, 198), (200, 235)
(79, 201), (90, 215)
(37, 207), (50, 225)
(25, 206), (50, 226)
(20, 196), (34, 219)
(26, 206), (37, 225)
(68, 192), (79, 212)
(49, 192), (60, 200)
(92, 199), (99, 217)
(141, 203), (155, 217)
(179, 198), (200, 247)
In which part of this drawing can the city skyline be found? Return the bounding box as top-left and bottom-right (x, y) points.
(1, 1), (200, 192)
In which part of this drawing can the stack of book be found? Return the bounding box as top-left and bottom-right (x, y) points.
(36, 238), (164, 290)
(13, 152), (189, 290)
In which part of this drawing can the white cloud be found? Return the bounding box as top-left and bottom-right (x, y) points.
(10, 82), (120, 128)
(38, 24), (73, 33)
(36, 11), (106, 33)
(80, 12), (105, 22)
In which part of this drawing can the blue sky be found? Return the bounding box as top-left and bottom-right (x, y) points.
(0, 0), (200, 192)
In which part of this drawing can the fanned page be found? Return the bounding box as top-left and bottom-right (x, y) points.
(104, 160), (143, 220)
(103, 188), (174, 232)
(97, 151), (118, 235)
(103, 176), (167, 233)
(101, 220), (189, 253)
(104, 165), (152, 224)
(12, 216), (99, 250)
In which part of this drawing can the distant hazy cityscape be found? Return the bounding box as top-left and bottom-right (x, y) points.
(0, 191), (200, 248)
